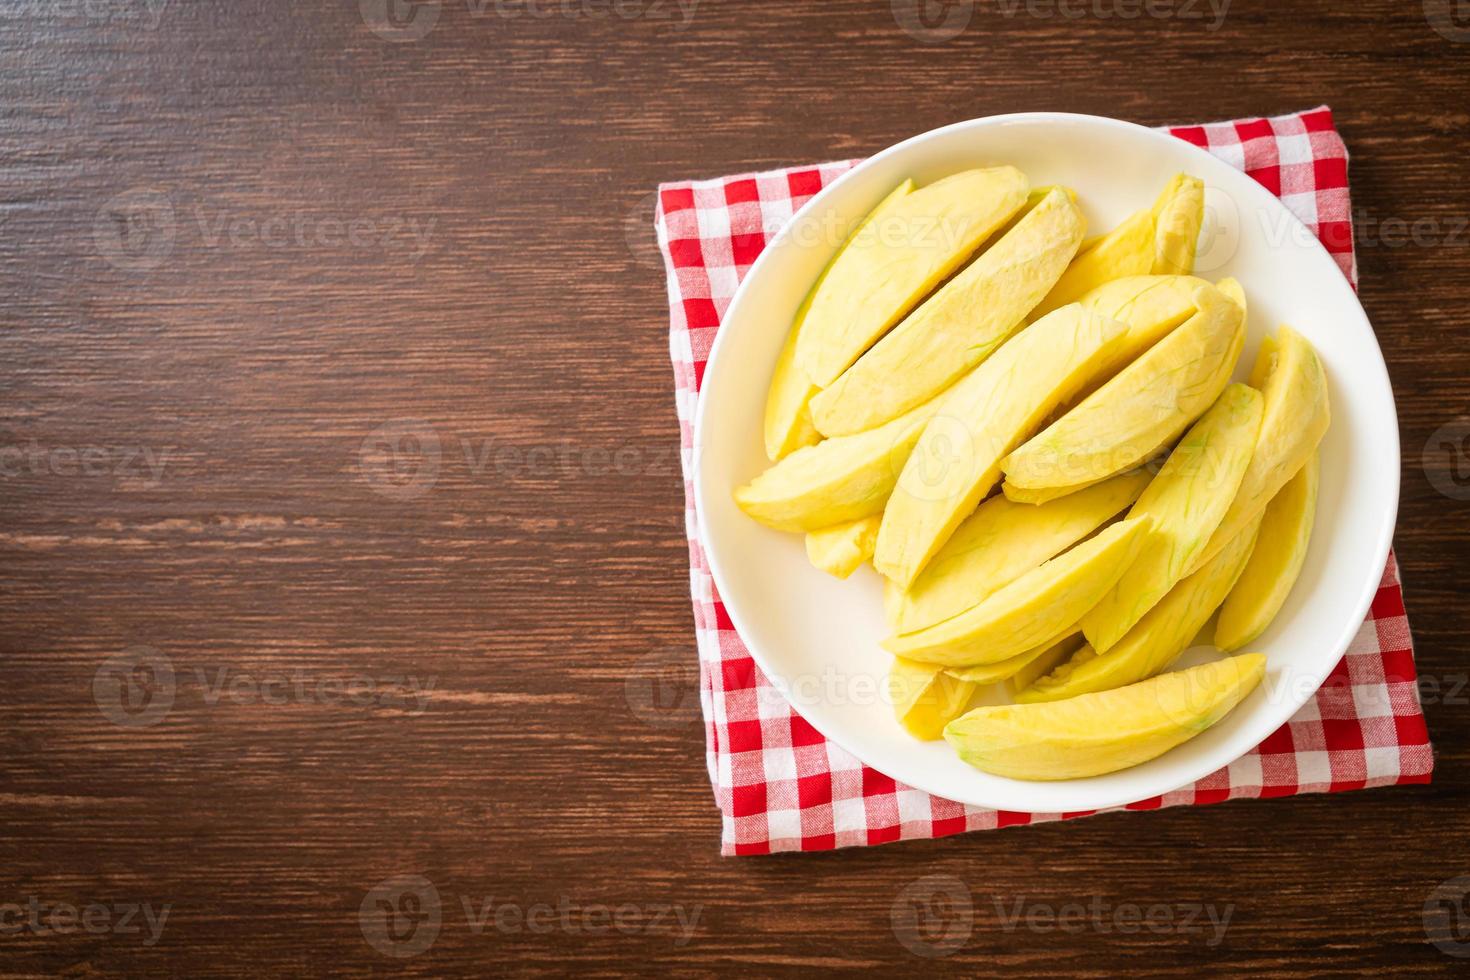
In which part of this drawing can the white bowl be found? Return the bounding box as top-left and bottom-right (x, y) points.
(693, 112), (1399, 814)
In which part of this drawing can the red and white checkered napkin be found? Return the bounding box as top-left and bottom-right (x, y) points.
(657, 106), (1434, 856)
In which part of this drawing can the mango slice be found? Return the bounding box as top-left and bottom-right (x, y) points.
(1029, 174), (1205, 321)
(809, 188), (1086, 437)
(1003, 278), (1239, 507)
(1008, 635), (1089, 695)
(1077, 273), (1211, 387)
(1018, 515), (1262, 703)
(1151, 174), (1207, 275)
(947, 634), (1086, 686)
(734, 395), (943, 533)
(1002, 283), (1246, 496)
(883, 516), (1153, 667)
(888, 470), (1150, 634)
(805, 514), (882, 579)
(1011, 275), (1217, 472)
(991, 185), (1076, 239)
(874, 306), (1128, 587)
(1001, 473), (1124, 507)
(1081, 384), (1264, 653)
(764, 179), (916, 460)
(796, 167), (1031, 387)
(1183, 326), (1330, 575)
(1216, 452), (1320, 650)
(1250, 335), (1278, 387)
(888, 657), (978, 741)
(943, 653), (1267, 780)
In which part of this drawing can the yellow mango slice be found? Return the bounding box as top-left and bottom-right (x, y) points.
(1003, 277), (1247, 506)
(1015, 275), (1215, 464)
(1029, 174), (1205, 321)
(1081, 384), (1264, 653)
(944, 653), (1267, 780)
(764, 179), (916, 460)
(1002, 283), (1246, 495)
(874, 306), (1128, 587)
(990, 185), (1076, 239)
(1184, 326), (1330, 575)
(888, 657), (978, 741)
(1151, 174), (1207, 275)
(1077, 273), (1211, 385)
(734, 395), (943, 533)
(1018, 515), (1262, 703)
(1249, 335), (1278, 387)
(1008, 634), (1089, 695)
(796, 167), (1031, 387)
(810, 188), (1086, 437)
(882, 577), (904, 628)
(1001, 474), (1123, 506)
(883, 516), (1153, 667)
(1032, 203), (1156, 320)
(889, 470), (1150, 634)
(1216, 452), (1320, 650)
(805, 514), (882, 580)
(947, 634), (1085, 686)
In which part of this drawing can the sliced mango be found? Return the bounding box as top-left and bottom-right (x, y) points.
(1009, 635), (1089, 696)
(1151, 174), (1207, 275)
(1077, 273), (1211, 386)
(889, 470), (1150, 634)
(1001, 473), (1127, 506)
(810, 188), (1086, 437)
(734, 395), (943, 533)
(1002, 282), (1246, 495)
(805, 514), (882, 579)
(764, 179), (916, 460)
(1081, 384), (1264, 653)
(1184, 326), (1330, 575)
(1029, 174), (1205, 321)
(796, 167), (1030, 387)
(874, 306), (1128, 587)
(948, 634), (1085, 686)
(1249, 335), (1278, 388)
(1215, 276), (1248, 321)
(943, 653), (1267, 780)
(1216, 452), (1320, 650)
(888, 657), (978, 741)
(991, 185), (1076, 240)
(1018, 515), (1262, 703)
(1011, 637), (1093, 696)
(1030, 199), (1156, 320)
(883, 516), (1153, 667)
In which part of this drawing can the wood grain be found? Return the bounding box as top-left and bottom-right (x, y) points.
(0, 0), (1468, 974)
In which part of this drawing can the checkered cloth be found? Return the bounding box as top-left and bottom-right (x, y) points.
(657, 107), (1433, 855)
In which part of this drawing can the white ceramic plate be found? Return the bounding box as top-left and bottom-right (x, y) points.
(693, 112), (1398, 814)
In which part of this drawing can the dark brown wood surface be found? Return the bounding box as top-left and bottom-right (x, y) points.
(2, 0), (1469, 975)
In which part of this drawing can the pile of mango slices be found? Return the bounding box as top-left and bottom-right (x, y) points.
(735, 167), (1331, 782)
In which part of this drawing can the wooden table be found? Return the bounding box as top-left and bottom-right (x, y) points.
(2, 1), (1468, 974)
